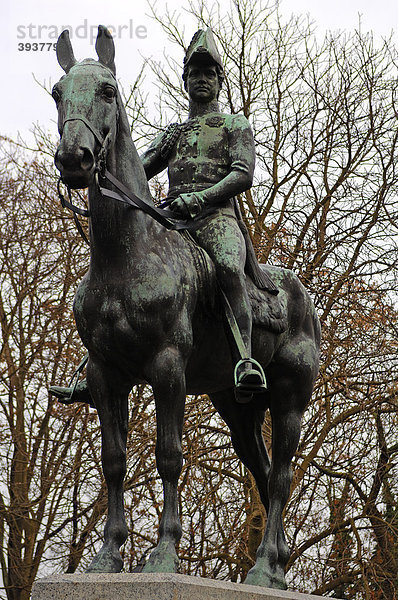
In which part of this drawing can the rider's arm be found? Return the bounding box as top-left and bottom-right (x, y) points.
(140, 123), (181, 180)
(139, 132), (169, 180)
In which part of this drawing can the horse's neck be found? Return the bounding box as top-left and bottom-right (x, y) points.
(88, 109), (155, 270)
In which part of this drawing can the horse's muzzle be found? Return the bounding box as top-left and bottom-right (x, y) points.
(55, 144), (96, 189)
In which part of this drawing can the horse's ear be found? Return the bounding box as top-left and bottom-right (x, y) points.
(96, 25), (116, 75)
(56, 30), (77, 73)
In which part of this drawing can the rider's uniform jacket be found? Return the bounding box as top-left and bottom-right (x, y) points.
(139, 110), (277, 294)
(140, 112), (255, 218)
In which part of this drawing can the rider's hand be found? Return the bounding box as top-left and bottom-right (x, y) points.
(169, 192), (205, 219)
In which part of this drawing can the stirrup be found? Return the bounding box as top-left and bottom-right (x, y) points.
(49, 381), (92, 406)
(234, 358), (267, 403)
(49, 354), (94, 407)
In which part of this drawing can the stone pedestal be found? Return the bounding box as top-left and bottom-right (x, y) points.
(32, 573), (327, 600)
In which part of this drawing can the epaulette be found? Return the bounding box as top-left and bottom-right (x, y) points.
(160, 123), (182, 159)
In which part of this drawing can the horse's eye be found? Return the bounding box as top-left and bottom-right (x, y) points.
(103, 86), (116, 101)
(52, 88), (61, 104)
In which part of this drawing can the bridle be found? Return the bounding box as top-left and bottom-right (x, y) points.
(62, 113), (112, 178)
(56, 107), (114, 244)
(56, 108), (199, 245)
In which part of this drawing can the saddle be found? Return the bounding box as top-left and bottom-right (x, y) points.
(247, 274), (288, 334)
(180, 231), (287, 335)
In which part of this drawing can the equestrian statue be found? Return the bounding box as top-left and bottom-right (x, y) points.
(50, 25), (321, 590)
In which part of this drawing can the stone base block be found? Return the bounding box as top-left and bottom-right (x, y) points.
(32, 573), (328, 600)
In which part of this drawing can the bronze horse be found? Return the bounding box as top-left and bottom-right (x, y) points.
(52, 26), (320, 589)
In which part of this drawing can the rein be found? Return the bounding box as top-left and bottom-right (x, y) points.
(57, 178), (90, 245)
(57, 112), (200, 243)
(98, 170), (197, 231)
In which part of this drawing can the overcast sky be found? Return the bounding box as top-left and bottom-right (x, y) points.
(2, 0), (398, 141)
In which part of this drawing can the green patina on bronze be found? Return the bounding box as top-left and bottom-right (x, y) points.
(49, 25), (321, 589)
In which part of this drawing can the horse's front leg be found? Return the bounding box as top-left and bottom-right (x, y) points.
(85, 360), (129, 573)
(143, 346), (186, 573)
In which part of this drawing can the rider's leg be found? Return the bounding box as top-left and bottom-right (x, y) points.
(193, 214), (250, 343)
(192, 214), (265, 398)
(220, 264), (253, 355)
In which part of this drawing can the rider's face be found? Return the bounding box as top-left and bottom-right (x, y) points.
(186, 64), (219, 103)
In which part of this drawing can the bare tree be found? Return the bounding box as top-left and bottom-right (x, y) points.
(124, 1), (398, 596)
(0, 1), (397, 598)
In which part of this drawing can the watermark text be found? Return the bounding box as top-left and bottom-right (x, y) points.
(17, 19), (147, 45)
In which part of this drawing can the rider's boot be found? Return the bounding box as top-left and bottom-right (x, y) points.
(49, 379), (94, 407)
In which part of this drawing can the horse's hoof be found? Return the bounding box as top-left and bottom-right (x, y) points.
(85, 545), (123, 573)
(271, 559), (289, 590)
(244, 566), (273, 588)
(142, 541), (179, 573)
(244, 561), (287, 590)
(272, 571), (288, 590)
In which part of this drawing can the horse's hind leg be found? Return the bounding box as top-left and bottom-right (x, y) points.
(85, 361), (129, 573)
(211, 389), (277, 579)
(143, 347), (186, 573)
(245, 371), (314, 589)
(211, 389), (271, 511)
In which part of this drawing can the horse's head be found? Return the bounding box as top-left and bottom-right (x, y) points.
(53, 26), (119, 189)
